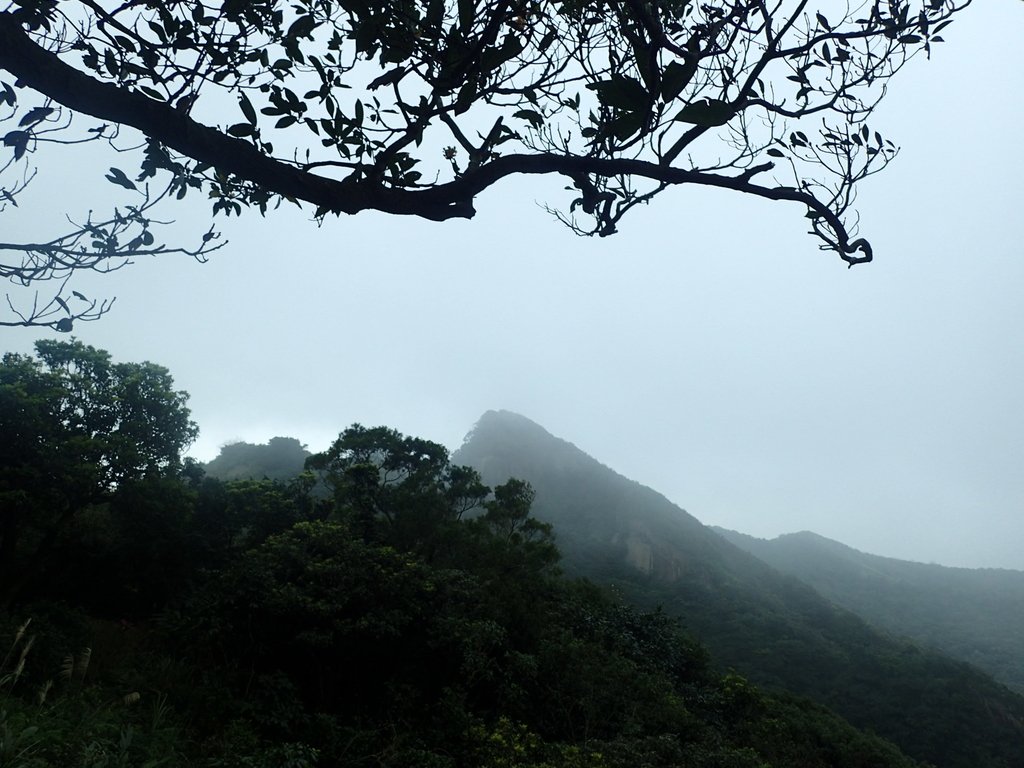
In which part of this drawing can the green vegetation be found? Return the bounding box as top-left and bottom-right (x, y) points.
(0, 339), (197, 609)
(717, 528), (1024, 694)
(0, 343), (931, 767)
(204, 438), (311, 483)
(454, 410), (1024, 768)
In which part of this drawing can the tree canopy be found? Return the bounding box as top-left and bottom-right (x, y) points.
(0, 0), (970, 327)
(204, 436), (311, 482)
(0, 338), (197, 605)
(0, 375), (932, 766)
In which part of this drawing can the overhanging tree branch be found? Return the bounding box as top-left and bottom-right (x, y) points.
(0, 12), (468, 220)
(0, 0), (972, 325)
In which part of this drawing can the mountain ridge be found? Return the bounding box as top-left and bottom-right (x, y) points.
(738, 528), (1024, 573)
(454, 409), (1024, 768)
(715, 525), (1024, 693)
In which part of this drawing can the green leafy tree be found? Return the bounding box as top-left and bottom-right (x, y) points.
(0, 0), (971, 327)
(30, 474), (199, 616)
(471, 478), (560, 607)
(204, 437), (312, 483)
(190, 473), (323, 561)
(0, 339), (197, 607)
(308, 424), (489, 552)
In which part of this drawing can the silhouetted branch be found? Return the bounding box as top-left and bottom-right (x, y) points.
(0, 0), (974, 322)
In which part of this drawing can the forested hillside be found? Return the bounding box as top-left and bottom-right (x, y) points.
(716, 528), (1024, 693)
(0, 343), (927, 767)
(455, 410), (1024, 768)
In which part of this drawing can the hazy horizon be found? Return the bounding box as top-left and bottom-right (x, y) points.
(194, 407), (1024, 573)
(5, 2), (1023, 572)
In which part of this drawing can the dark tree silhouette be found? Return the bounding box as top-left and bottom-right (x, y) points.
(0, 0), (970, 327)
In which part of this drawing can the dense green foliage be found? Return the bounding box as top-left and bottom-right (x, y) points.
(0, 348), (930, 767)
(0, 340), (198, 608)
(455, 410), (1024, 768)
(717, 528), (1024, 694)
(204, 438), (311, 483)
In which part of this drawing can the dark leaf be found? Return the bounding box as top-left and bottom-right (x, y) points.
(674, 99), (733, 127)
(368, 68), (404, 91)
(113, 35), (136, 53)
(609, 110), (645, 141)
(589, 76), (651, 113)
(105, 167), (138, 190)
(18, 106), (54, 127)
(146, 20), (166, 42)
(512, 109), (544, 128)
(239, 92), (257, 124)
(138, 85), (165, 101)
(3, 129), (29, 150)
(537, 28), (556, 52)
(227, 122), (255, 137)
(660, 60), (695, 102)
(104, 49), (118, 77)
(481, 34), (524, 73)
(287, 14), (317, 40)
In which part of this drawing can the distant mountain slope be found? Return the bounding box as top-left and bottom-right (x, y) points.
(715, 527), (1024, 694)
(454, 410), (1024, 768)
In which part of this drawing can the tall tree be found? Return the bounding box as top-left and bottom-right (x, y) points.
(308, 424), (490, 550)
(0, 0), (969, 327)
(0, 339), (197, 606)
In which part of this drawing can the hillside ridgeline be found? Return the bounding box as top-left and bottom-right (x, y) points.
(716, 527), (1024, 694)
(454, 410), (1024, 768)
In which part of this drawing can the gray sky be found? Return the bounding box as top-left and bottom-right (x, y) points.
(5, 2), (1023, 569)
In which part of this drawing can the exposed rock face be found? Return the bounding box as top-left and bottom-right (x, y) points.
(624, 532), (655, 575)
(617, 523), (690, 581)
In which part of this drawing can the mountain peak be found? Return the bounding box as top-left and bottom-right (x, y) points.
(461, 409), (552, 445)
(457, 410), (613, 481)
(455, 410), (735, 580)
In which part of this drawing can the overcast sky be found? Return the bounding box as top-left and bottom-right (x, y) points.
(5, 2), (1023, 570)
